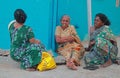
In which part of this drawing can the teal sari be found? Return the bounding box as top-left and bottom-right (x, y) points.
(9, 22), (46, 69)
(84, 25), (118, 66)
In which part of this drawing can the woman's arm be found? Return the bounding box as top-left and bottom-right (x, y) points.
(85, 40), (95, 51)
(90, 26), (95, 36)
(67, 36), (75, 42)
(56, 35), (67, 43)
(56, 35), (74, 43)
(29, 38), (40, 44)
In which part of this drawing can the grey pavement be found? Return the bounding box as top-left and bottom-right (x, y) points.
(0, 37), (120, 78)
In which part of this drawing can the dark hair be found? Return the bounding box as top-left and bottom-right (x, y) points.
(14, 9), (27, 23)
(96, 13), (111, 26)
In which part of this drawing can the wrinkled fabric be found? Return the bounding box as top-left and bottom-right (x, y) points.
(9, 22), (46, 69)
(55, 25), (85, 63)
(84, 25), (118, 66)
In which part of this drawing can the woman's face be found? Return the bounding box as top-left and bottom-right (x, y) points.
(61, 16), (70, 27)
(94, 16), (104, 29)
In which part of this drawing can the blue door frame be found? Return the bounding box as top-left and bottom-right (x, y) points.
(50, 0), (58, 56)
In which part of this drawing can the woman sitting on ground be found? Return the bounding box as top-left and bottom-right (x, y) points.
(84, 13), (119, 68)
(55, 15), (85, 70)
(8, 9), (46, 71)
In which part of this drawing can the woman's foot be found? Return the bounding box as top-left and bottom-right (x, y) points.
(66, 59), (71, 67)
(26, 67), (36, 71)
(100, 59), (112, 68)
(66, 59), (77, 70)
(70, 62), (77, 70)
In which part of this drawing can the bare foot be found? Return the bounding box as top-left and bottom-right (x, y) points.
(66, 61), (70, 67)
(26, 67), (36, 71)
(66, 59), (71, 67)
(67, 60), (77, 70)
(70, 61), (77, 70)
(100, 59), (112, 68)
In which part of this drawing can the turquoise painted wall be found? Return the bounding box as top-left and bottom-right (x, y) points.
(51, 0), (88, 53)
(51, 0), (120, 53)
(0, 0), (120, 50)
(0, 0), (52, 49)
(56, 0), (88, 41)
(92, 0), (120, 35)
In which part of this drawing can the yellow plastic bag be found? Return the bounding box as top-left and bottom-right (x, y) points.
(37, 52), (56, 71)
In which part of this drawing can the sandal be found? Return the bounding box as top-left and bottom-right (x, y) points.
(0, 51), (9, 56)
(83, 65), (99, 70)
(2, 52), (9, 56)
(116, 57), (120, 65)
(115, 60), (120, 65)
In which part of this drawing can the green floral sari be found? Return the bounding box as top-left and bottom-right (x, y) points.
(84, 25), (118, 66)
(9, 22), (46, 69)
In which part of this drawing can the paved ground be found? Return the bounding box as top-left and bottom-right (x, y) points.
(0, 37), (120, 78)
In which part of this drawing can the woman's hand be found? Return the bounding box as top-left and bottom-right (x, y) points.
(110, 39), (117, 45)
(56, 36), (68, 43)
(29, 38), (40, 44)
(90, 40), (95, 46)
(67, 36), (75, 42)
(85, 40), (95, 51)
(35, 39), (40, 44)
(56, 35), (75, 43)
(90, 26), (95, 33)
(61, 36), (74, 43)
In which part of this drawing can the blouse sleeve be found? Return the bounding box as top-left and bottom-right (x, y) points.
(71, 25), (77, 36)
(55, 26), (61, 36)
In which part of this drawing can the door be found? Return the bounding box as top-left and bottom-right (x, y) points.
(57, 0), (88, 40)
(51, 0), (88, 55)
